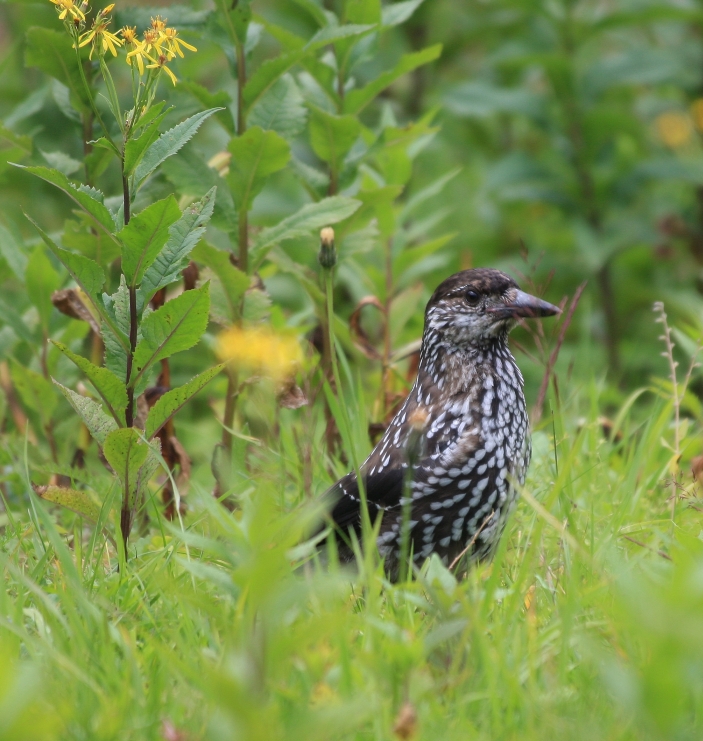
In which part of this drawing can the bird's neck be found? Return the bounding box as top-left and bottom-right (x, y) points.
(418, 328), (520, 397)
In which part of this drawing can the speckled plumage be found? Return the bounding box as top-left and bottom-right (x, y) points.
(326, 268), (560, 577)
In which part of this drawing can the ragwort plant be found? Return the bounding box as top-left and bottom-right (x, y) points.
(18, 1), (223, 556)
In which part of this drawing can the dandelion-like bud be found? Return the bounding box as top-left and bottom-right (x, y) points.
(318, 226), (336, 269)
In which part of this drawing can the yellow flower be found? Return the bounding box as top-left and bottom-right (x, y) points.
(150, 15), (167, 32)
(120, 25), (137, 45)
(656, 111), (692, 148)
(145, 52), (178, 86)
(216, 326), (303, 383)
(162, 27), (197, 58)
(49, 0), (85, 21)
(77, 6), (121, 58)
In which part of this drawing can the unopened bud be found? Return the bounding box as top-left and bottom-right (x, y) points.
(318, 227), (336, 269)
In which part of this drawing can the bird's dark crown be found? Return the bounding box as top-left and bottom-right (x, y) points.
(428, 268), (518, 308)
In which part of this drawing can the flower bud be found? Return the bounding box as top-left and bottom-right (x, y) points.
(318, 226), (336, 269)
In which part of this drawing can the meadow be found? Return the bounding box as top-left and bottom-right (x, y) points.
(1, 0), (703, 739)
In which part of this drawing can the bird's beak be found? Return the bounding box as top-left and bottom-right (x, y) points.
(488, 290), (561, 319)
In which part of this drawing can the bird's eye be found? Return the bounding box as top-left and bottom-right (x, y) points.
(465, 289), (480, 305)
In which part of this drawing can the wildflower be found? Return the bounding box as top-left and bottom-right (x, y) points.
(656, 111), (692, 148)
(216, 326), (303, 384)
(145, 52), (178, 86)
(150, 15), (167, 32)
(208, 151), (231, 177)
(49, 0), (85, 22)
(77, 4), (122, 58)
(162, 27), (197, 58)
(120, 25), (138, 45)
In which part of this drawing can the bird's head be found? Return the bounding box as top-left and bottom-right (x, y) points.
(424, 268), (560, 348)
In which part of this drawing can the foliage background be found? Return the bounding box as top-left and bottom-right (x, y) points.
(1, 0), (703, 739)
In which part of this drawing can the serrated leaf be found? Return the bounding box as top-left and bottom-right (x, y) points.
(308, 107), (361, 169)
(103, 428), (150, 509)
(118, 195), (181, 286)
(26, 215), (106, 298)
(134, 107), (223, 188)
(251, 196), (361, 269)
(248, 74), (307, 140)
(343, 44), (442, 114)
(227, 127), (290, 213)
(53, 341), (128, 425)
(53, 379), (118, 445)
(11, 361), (56, 424)
(25, 27), (91, 112)
(18, 165), (118, 237)
(34, 485), (102, 523)
(139, 187), (216, 304)
(131, 284), (210, 388)
(26, 246), (60, 331)
(145, 365), (223, 440)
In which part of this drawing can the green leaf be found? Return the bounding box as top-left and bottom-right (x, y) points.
(103, 428), (150, 510)
(118, 196), (181, 287)
(123, 114), (167, 177)
(227, 127), (290, 213)
(145, 365), (223, 440)
(250, 196), (362, 269)
(443, 81), (543, 119)
(381, 0), (425, 26)
(40, 149), (82, 177)
(134, 108), (223, 188)
(0, 124), (32, 152)
(17, 165), (118, 238)
(34, 485), (102, 524)
(343, 44), (442, 114)
(131, 284), (210, 388)
(243, 24), (374, 113)
(26, 246), (61, 331)
(191, 243), (249, 324)
(345, 0), (381, 24)
(400, 168), (461, 220)
(25, 27), (91, 113)
(308, 107), (361, 171)
(10, 361), (56, 424)
(248, 75), (307, 140)
(0, 294), (36, 343)
(0, 220), (28, 280)
(138, 187), (216, 304)
(26, 215), (106, 298)
(53, 341), (128, 426)
(101, 278), (131, 382)
(52, 380), (118, 445)
(179, 81), (235, 134)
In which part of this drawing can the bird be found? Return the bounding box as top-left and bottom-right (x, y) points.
(324, 268), (560, 578)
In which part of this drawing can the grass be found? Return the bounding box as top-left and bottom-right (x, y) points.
(2, 328), (703, 741)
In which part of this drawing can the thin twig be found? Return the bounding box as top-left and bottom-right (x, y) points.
(533, 281), (587, 422)
(621, 535), (672, 561)
(449, 511), (495, 572)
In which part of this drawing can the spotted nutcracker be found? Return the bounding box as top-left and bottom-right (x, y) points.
(325, 268), (560, 577)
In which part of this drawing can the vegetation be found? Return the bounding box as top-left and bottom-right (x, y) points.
(1, 0), (703, 738)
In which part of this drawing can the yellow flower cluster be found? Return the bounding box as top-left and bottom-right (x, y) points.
(216, 327), (304, 384)
(123, 15), (197, 85)
(48, 0), (196, 85)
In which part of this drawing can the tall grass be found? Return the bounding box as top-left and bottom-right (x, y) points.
(2, 309), (703, 741)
